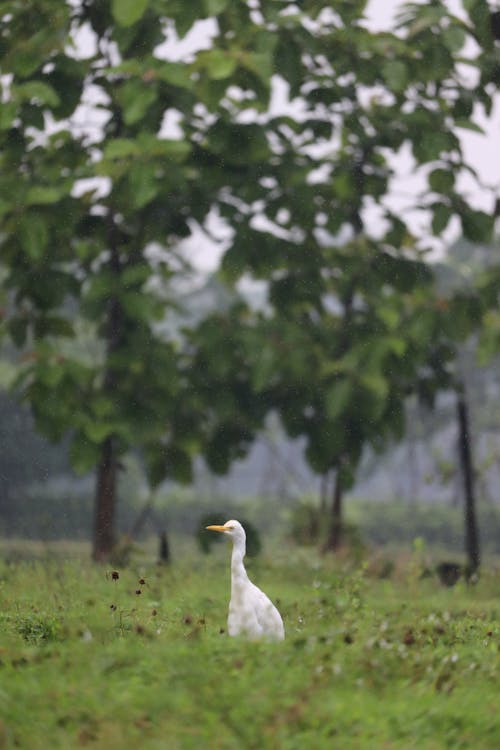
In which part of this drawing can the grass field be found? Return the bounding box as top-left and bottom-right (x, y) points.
(0, 540), (498, 749)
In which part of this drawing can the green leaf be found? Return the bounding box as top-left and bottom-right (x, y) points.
(428, 168), (455, 193)
(377, 305), (401, 331)
(220, 245), (247, 282)
(332, 172), (355, 200)
(414, 130), (456, 163)
(461, 208), (494, 243)
(165, 444), (193, 483)
(325, 380), (352, 421)
(203, 0), (229, 14)
(15, 81), (60, 108)
(128, 162), (158, 208)
(116, 80), (157, 125)
(386, 337), (407, 357)
(361, 373), (389, 400)
(442, 25), (466, 52)
(82, 421), (116, 443)
(455, 118), (485, 134)
(111, 0), (149, 27)
(197, 49), (237, 80)
(69, 434), (100, 474)
(432, 203), (452, 234)
(240, 49), (275, 88)
(44, 54), (85, 118)
(103, 139), (141, 159)
(173, 6), (200, 37)
(156, 62), (193, 89)
(26, 186), (64, 205)
(206, 122), (270, 164)
(381, 61), (408, 92)
(37, 363), (64, 388)
(150, 138), (191, 160)
(19, 214), (49, 259)
(252, 348), (276, 393)
(0, 102), (17, 130)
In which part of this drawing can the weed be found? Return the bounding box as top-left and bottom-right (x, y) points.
(16, 613), (62, 643)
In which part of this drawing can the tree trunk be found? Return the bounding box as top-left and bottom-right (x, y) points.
(319, 472), (329, 514)
(323, 470), (343, 553)
(127, 499), (154, 540)
(92, 227), (123, 562)
(92, 436), (117, 562)
(158, 530), (170, 565)
(456, 388), (480, 575)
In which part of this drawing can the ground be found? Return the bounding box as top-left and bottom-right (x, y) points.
(0, 540), (498, 749)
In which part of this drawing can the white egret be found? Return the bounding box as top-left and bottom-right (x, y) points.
(206, 520), (285, 641)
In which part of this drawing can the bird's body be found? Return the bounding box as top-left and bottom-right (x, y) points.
(207, 520), (285, 641)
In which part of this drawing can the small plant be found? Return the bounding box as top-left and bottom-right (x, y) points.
(107, 572), (151, 637)
(16, 614), (62, 643)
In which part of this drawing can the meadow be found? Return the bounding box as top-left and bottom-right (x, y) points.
(0, 539), (498, 750)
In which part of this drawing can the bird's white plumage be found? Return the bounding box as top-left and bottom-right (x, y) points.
(207, 520), (285, 641)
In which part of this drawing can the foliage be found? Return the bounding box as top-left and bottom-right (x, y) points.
(0, 0), (498, 557)
(15, 613), (62, 644)
(0, 554), (498, 749)
(178, 0), (498, 496)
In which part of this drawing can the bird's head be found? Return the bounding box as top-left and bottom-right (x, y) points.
(206, 519), (245, 543)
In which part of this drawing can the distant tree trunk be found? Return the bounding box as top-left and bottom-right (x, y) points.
(406, 401), (419, 503)
(158, 530), (170, 564)
(128, 499), (154, 540)
(92, 230), (124, 563)
(456, 387), (480, 575)
(93, 436), (118, 562)
(319, 472), (330, 514)
(323, 470), (343, 552)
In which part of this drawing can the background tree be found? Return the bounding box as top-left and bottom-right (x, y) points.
(193, 0), (497, 550)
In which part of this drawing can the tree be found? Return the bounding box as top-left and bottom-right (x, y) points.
(1, 0), (496, 560)
(0, 0), (278, 559)
(210, 0), (497, 549)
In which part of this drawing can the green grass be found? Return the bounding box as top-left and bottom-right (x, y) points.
(0, 542), (498, 749)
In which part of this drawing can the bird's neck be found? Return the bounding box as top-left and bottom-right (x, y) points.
(230, 538), (248, 584)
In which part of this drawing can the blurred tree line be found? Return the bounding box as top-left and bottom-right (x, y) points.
(0, 0), (498, 566)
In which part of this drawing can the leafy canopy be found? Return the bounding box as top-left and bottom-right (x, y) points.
(0, 0), (496, 487)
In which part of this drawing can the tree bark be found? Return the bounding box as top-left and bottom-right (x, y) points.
(323, 470), (343, 552)
(92, 220), (124, 562)
(158, 530), (170, 565)
(319, 472), (329, 514)
(92, 436), (117, 561)
(456, 388), (480, 575)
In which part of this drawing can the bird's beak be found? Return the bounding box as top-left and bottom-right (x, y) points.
(206, 525), (228, 532)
